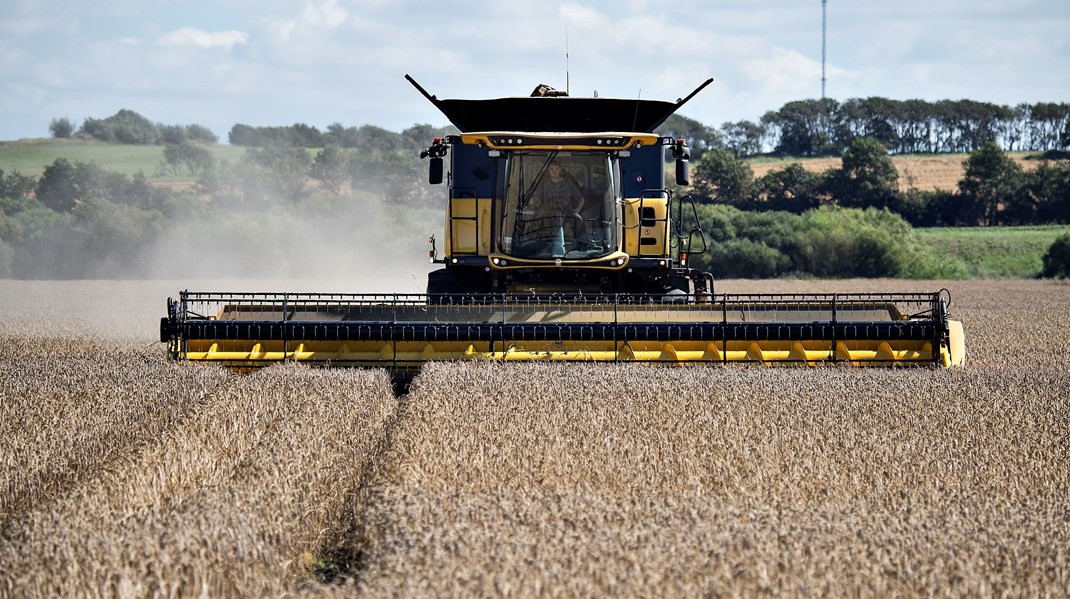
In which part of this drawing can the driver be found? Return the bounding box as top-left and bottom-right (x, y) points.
(527, 158), (584, 245)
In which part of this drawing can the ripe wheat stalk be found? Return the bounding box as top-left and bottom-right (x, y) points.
(0, 279), (1067, 597)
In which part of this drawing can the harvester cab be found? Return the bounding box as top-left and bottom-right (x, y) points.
(410, 74), (714, 299)
(159, 76), (966, 376)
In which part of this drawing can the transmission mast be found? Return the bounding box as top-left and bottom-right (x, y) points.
(821, 0), (828, 99)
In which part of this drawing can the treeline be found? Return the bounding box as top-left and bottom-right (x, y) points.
(227, 122), (457, 151)
(0, 122), (451, 278)
(50, 110), (218, 145)
(663, 99), (1070, 159)
(692, 138), (1070, 227)
(55, 97), (1070, 161)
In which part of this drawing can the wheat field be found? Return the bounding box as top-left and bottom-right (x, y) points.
(0, 279), (1067, 597)
(748, 154), (1039, 193)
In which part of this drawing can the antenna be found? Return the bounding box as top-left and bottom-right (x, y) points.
(632, 89), (642, 131)
(821, 0), (828, 99)
(565, 27), (570, 95)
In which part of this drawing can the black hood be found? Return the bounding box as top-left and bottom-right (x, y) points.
(406, 75), (713, 134)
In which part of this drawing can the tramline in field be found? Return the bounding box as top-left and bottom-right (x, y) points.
(160, 76), (966, 372)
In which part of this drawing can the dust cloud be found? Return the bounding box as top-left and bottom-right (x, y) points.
(4, 157), (442, 294)
(0, 157), (451, 340)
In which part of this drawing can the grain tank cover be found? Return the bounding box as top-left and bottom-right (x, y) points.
(405, 74), (713, 133)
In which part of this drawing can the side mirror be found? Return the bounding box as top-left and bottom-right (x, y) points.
(421, 137), (448, 184)
(675, 158), (689, 186)
(672, 138), (690, 186)
(429, 157), (443, 185)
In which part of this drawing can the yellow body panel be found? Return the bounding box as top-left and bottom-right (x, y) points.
(622, 196), (669, 257)
(444, 197), (492, 256)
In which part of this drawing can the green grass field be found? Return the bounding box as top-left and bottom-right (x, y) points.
(0, 138), (245, 183)
(915, 225), (1070, 278)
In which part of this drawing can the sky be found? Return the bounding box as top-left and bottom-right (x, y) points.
(1, 0), (1068, 142)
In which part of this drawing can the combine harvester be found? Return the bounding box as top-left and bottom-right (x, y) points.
(160, 76), (965, 381)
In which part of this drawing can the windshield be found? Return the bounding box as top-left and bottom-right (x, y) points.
(498, 152), (619, 260)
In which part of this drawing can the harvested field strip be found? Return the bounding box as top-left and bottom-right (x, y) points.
(334, 361), (1070, 596)
(0, 338), (231, 525)
(747, 152), (1039, 193)
(0, 365), (397, 597)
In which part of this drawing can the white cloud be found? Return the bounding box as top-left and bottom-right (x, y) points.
(742, 48), (826, 94)
(559, 3), (606, 27)
(263, 0), (348, 42)
(157, 27), (248, 49)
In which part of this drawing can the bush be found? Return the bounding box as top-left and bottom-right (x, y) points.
(792, 206), (913, 278)
(79, 109), (159, 144)
(0, 169), (36, 200)
(693, 205), (932, 278)
(1041, 234), (1070, 278)
(732, 210), (804, 250)
(708, 238), (791, 278)
(694, 204), (738, 243)
(49, 118), (75, 139)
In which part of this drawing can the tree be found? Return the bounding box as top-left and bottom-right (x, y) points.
(692, 149), (756, 205)
(758, 163), (822, 213)
(185, 124), (218, 143)
(49, 118), (75, 139)
(36, 158), (102, 212)
(1028, 103), (1070, 151)
(659, 114), (723, 161)
(720, 120), (765, 157)
(163, 142), (216, 176)
(958, 141), (1026, 225)
(839, 97), (900, 151)
(288, 123), (324, 147)
(1041, 233), (1070, 278)
(310, 146), (351, 194)
(244, 142), (311, 202)
(762, 98), (843, 157)
(229, 124), (263, 147)
(1029, 161), (1070, 224)
(826, 137), (900, 209)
